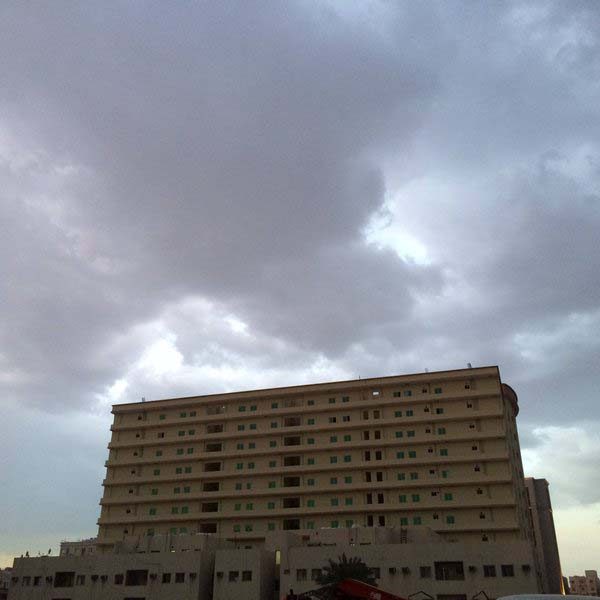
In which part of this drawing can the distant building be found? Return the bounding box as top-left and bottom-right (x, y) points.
(7, 528), (540, 600)
(524, 477), (564, 593)
(570, 571), (600, 596)
(59, 538), (97, 557)
(0, 568), (12, 600)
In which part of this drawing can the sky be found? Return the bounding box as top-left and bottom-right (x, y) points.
(0, 0), (599, 574)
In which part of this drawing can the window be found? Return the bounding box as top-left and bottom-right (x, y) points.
(408, 451), (416, 458)
(184, 486), (190, 493)
(406, 409), (413, 416)
(125, 570), (149, 586)
(434, 387), (442, 394)
(250, 405), (257, 412)
(180, 412), (187, 418)
(155, 450), (162, 457)
(247, 462), (255, 469)
(153, 469), (160, 476)
(483, 565), (496, 577)
(246, 503), (253, 510)
(446, 515), (455, 524)
(344, 434), (351, 441)
(174, 486), (181, 493)
(343, 455), (351, 463)
(242, 570), (252, 581)
(373, 410), (381, 419)
(233, 525), (241, 533)
(444, 493), (453, 501)
(238, 424), (245, 431)
(178, 430), (185, 437)
(438, 428), (446, 435)
(342, 415), (350, 422)
(238, 406), (246, 412)
(331, 520), (339, 528)
(400, 517), (408, 525)
(307, 418), (315, 425)
(151, 488), (158, 495)
(396, 451), (404, 459)
(344, 476), (352, 483)
(410, 472), (418, 480)
(149, 508), (156, 515)
(420, 566), (432, 578)
(236, 462), (243, 470)
(172, 507), (179, 514)
(440, 448), (448, 456)
(328, 416), (337, 424)
(436, 407), (444, 414)
(330, 477), (338, 484)
(395, 431), (403, 438)
(412, 494), (420, 502)
(399, 494), (407, 503)
(190, 410), (196, 417)
(176, 448), (184, 455)
(413, 516), (422, 525)
(268, 522), (276, 530)
(407, 430), (415, 437)
(269, 440), (277, 447)
(434, 561), (464, 581)
(307, 499), (315, 507)
(181, 506), (189, 514)
(271, 402), (278, 409)
(328, 397), (336, 404)
(375, 450), (382, 460)
(330, 456), (338, 464)
(271, 422), (278, 428)
(237, 443), (244, 450)
(345, 498), (353, 505)
(159, 414), (166, 420)
(501, 564), (515, 577)
(442, 470), (449, 478)
(307, 399), (315, 406)
(188, 429), (195, 435)
(250, 424), (257, 430)
(307, 457), (315, 465)
(397, 472), (405, 480)
(330, 435), (338, 443)
(307, 478), (315, 486)
(229, 571), (239, 582)
(342, 396), (350, 402)
(235, 483), (243, 490)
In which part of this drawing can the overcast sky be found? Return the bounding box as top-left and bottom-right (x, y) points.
(1, 0), (599, 573)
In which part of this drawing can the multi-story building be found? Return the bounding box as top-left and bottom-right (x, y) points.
(525, 477), (563, 593)
(97, 366), (533, 552)
(570, 571), (600, 596)
(59, 538), (97, 557)
(0, 568), (11, 600)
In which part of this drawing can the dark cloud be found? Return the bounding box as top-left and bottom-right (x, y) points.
(0, 0), (599, 570)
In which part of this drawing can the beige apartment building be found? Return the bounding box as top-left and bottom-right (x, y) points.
(98, 366), (533, 551)
(7, 527), (540, 600)
(525, 477), (563, 593)
(570, 571), (600, 596)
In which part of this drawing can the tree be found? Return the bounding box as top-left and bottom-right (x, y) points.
(315, 553), (377, 587)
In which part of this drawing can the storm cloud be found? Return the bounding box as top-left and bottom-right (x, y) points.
(1, 0), (599, 571)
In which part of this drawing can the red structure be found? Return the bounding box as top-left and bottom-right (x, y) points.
(288, 578), (408, 600)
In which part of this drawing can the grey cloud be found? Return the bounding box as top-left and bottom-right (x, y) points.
(1, 0), (600, 563)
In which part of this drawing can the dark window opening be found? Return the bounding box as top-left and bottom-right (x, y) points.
(434, 562), (465, 581)
(53, 572), (75, 588)
(125, 570), (148, 586)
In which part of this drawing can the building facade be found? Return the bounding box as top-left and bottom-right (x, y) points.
(59, 538), (97, 557)
(98, 366), (533, 552)
(524, 477), (563, 593)
(570, 571), (600, 596)
(0, 568), (11, 600)
(7, 528), (540, 600)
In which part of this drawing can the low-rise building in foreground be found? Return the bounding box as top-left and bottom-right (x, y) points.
(570, 570), (600, 596)
(8, 527), (539, 600)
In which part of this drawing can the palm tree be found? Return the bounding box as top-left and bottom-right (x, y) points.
(315, 553), (377, 586)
